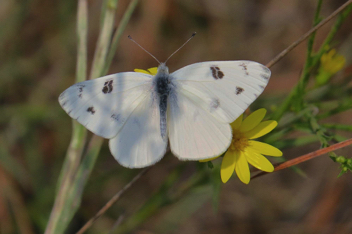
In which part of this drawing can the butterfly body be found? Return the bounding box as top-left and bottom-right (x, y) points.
(153, 63), (173, 140)
(59, 60), (271, 168)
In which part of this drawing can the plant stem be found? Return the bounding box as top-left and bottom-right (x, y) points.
(295, 0), (323, 101)
(45, 1), (88, 233)
(252, 138), (352, 179)
(45, 0), (141, 232)
(271, 0), (352, 121)
(323, 123), (352, 131)
(90, 0), (119, 80)
(265, 0), (352, 69)
(104, 0), (140, 75)
(76, 168), (149, 234)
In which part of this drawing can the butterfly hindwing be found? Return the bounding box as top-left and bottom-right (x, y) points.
(167, 90), (232, 160)
(109, 91), (168, 168)
(58, 72), (153, 138)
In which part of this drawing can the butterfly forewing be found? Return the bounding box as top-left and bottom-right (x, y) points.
(58, 72), (153, 138)
(170, 61), (270, 123)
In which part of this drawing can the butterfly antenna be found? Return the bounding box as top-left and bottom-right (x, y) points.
(164, 32), (196, 64)
(128, 35), (161, 64)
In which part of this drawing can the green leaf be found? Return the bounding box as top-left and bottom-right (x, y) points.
(207, 161), (214, 169)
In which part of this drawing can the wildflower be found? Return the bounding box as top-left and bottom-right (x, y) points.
(316, 49), (345, 86)
(134, 67), (158, 75)
(201, 109), (282, 184)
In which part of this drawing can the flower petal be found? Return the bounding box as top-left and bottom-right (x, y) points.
(245, 148), (274, 172)
(199, 155), (221, 162)
(239, 109), (266, 132)
(245, 120), (277, 139)
(248, 140), (282, 156)
(230, 114), (243, 130)
(134, 69), (150, 74)
(147, 67), (158, 75)
(234, 151), (250, 184)
(220, 150), (237, 183)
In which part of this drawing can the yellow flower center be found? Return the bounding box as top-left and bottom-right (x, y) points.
(229, 130), (249, 152)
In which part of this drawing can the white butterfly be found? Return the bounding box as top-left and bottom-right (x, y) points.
(59, 35), (271, 168)
(59, 60), (270, 168)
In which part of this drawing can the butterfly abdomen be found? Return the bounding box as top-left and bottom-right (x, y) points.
(154, 71), (172, 141)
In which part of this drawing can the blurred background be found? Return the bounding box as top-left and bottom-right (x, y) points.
(0, 0), (352, 233)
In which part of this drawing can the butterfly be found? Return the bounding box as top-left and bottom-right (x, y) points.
(58, 35), (271, 168)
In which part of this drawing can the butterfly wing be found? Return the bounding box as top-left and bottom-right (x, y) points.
(171, 61), (270, 123)
(58, 72), (153, 138)
(109, 91), (168, 168)
(168, 91), (232, 160)
(168, 61), (270, 160)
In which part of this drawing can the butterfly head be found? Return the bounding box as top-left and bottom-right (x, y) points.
(128, 33), (196, 72)
(157, 63), (169, 75)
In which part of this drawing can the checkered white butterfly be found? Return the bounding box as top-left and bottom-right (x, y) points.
(59, 33), (271, 168)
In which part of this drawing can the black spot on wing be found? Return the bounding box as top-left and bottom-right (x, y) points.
(261, 65), (271, 74)
(239, 62), (249, 76)
(102, 79), (113, 94)
(102, 86), (109, 94)
(260, 73), (270, 80)
(210, 66), (225, 79)
(236, 86), (244, 95)
(210, 67), (217, 79)
(77, 84), (86, 98)
(259, 65), (271, 80)
(217, 70), (224, 78)
(87, 106), (96, 114)
(111, 114), (120, 121)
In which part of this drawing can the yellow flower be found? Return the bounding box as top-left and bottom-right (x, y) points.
(316, 49), (346, 86)
(201, 109), (282, 184)
(134, 67), (158, 75)
(320, 49), (345, 74)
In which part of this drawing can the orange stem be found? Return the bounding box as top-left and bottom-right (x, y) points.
(252, 138), (352, 179)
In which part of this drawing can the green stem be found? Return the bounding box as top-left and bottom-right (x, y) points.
(58, 136), (104, 234)
(312, 3), (352, 65)
(305, 108), (337, 159)
(61, 1), (141, 230)
(272, 3), (352, 121)
(103, 0), (140, 75)
(45, 1), (88, 233)
(323, 123), (352, 131)
(296, 0), (323, 92)
(90, 0), (119, 79)
(317, 98), (352, 119)
(45, 0), (141, 232)
(271, 136), (319, 149)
